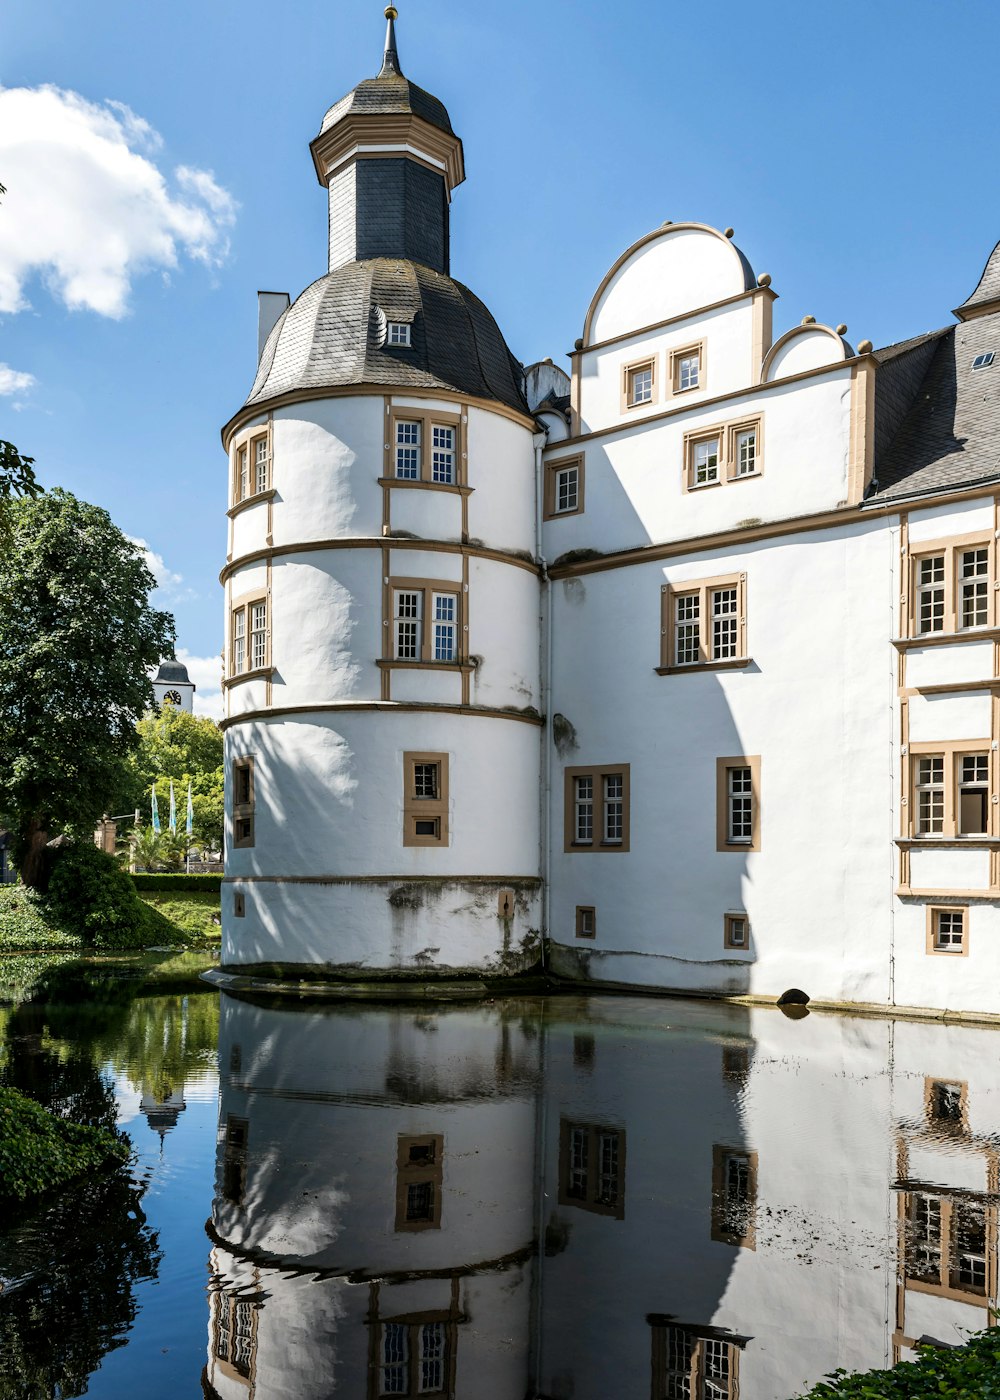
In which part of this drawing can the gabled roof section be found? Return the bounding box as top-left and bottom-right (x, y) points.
(956, 239), (1000, 321)
(868, 314), (1000, 503)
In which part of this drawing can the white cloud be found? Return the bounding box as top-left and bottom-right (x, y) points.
(178, 649), (224, 723)
(128, 535), (184, 595)
(0, 85), (238, 318)
(0, 363), (35, 396)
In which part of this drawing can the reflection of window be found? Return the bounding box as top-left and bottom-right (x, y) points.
(377, 1317), (454, 1397)
(558, 1119), (625, 1218)
(712, 1145), (757, 1248)
(213, 1288), (258, 1383)
(722, 1044), (750, 1080)
(396, 1133), (444, 1231)
(651, 1321), (744, 1400)
(925, 1077), (967, 1132)
(564, 766), (630, 852)
(574, 1033), (595, 1069)
(222, 1115), (249, 1205)
(403, 753), (449, 848)
(904, 1190), (991, 1298)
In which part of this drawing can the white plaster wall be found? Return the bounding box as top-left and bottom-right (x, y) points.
(269, 398), (382, 545)
(907, 497), (994, 543)
(469, 559), (541, 710)
(545, 520), (895, 1006)
(764, 327), (846, 380)
(269, 552), (377, 704)
(390, 486), (464, 541)
(543, 369), (854, 559)
(589, 227), (749, 344)
(908, 691), (992, 741)
(907, 847), (990, 890)
(906, 640), (995, 686)
(465, 408), (537, 552)
(578, 302), (757, 432)
(230, 497), (269, 557)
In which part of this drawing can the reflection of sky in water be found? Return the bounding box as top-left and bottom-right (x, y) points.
(5, 990), (1000, 1397)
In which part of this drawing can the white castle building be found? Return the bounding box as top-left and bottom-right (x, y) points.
(220, 8), (1000, 1019)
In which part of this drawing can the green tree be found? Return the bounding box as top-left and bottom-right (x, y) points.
(0, 185), (41, 533)
(117, 705), (224, 853)
(0, 490), (175, 887)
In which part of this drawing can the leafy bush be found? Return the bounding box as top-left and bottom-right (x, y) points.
(797, 1326), (1000, 1398)
(137, 892), (220, 942)
(0, 1086), (128, 1202)
(0, 886), (83, 952)
(44, 845), (183, 950)
(131, 872), (222, 893)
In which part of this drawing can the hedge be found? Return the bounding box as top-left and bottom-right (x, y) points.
(0, 1087), (129, 1202)
(796, 1326), (1000, 1397)
(130, 873), (222, 893)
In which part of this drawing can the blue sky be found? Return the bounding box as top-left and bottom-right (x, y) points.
(1, 0), (998, 716)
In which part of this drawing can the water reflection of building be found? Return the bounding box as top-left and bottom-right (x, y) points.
(139, 1084), (187, 1144)
(203, 995), (542, 1399)
(205, 995), (1000, 1398)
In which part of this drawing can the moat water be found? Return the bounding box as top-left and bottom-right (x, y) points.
(1, 956), (998, 1398)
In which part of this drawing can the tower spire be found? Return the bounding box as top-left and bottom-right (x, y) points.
(379, 6), (402, 77)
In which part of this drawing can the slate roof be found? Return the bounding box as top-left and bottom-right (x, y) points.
(869, 312), (1000, 502)
(155, 660), (192, 683)
(245, 259), (528, 417)
(957, 239), (1000, 318)
(318, 12), (453, 139)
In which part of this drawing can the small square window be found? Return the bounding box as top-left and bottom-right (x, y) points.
(623, 359), (656, 411)
(972, 352), (994, 370)
(928, 906), (967, 955)
(387, 322), (412, 346)
(670, 342), (705, 395)
(544, 456), (585, 519)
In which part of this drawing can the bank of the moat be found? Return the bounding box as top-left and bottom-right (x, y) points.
(2, 955), (999, 1397)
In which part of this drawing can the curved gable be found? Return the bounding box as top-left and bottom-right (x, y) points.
(762, 325), (850, 382)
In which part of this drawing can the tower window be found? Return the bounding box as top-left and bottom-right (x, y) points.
(403, 752), (449, 847)
(386, 409), (465, 489)
(232, 757), (255, 849)
(972, 351), (995, 370)
(623, 358), (656, 410)
(229, 595), (269, 677)
(387, 321), (412, 346)
(395, 419), (421, 479)
(231, 427), (271, 505)
(395, 1133), (444, 1230)
(670, 341), (706, 395)
(387, 579), (465, 665)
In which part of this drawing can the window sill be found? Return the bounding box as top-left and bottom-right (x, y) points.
(656, 657), (752, 676)
(686, 479), (722, 491)
(896, 836), (1000, 847)
(227, 488), (276, 518)
(566, 842), (630, 853)
(378, 477), (472, 497)
(671, 383), (701, 396)
(222, 666), (274, 689)
(892, 628), (1000, 650)
(377, 659), (475, 674)
(727, 470), (762, 483)
(544, 507), (585, 522)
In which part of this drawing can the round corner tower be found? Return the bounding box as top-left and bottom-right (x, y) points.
(219, 8), (543, 981)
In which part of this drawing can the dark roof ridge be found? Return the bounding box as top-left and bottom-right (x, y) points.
(873, 326), (952, 362)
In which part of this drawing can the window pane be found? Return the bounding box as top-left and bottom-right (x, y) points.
(232, 610), (246, 674)
(381, 1322), (409, 1395)
(395, 591), (422, 659)
(432, 593), (456, 661)
(630, 366), (652, 404)
(419, 1322), (445, 1393)
(603, 773), (623, 843)
(238, 447), (248, 500)
(431, 425), (455, 484)
(674, 593), (700, 665)
(960, 548), (989, 628)
(906, 1194), (942, 1281)
(677, 354), (699, 390)
(727, 766), (753, 843)
(254, 437), (268, 493)
(712, 587), (738, 659)
(916, 755), (944, 834)
(934, 909), (964, 951)
(574, 776), (593, 842)
(596, 1129), (620, 1206)
(694, 438), (720, 485)
(413, 763), (439, 800)
(721, 1152), (752, 1236)
(555, 466), (578, 513)
(396, 420), (421, 479)
(250, 601), (267, 670)
(735, 428), (757, 476)
(567, 1124), (588, 1198)
(917, 555), (946, 633)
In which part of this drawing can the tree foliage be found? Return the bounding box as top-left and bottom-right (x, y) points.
(115, 704), (224, 852)
(0, 490), (175, 884)
(796, 1327), (1000, 1398)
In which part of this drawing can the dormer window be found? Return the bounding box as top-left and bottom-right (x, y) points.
(972, 352), (994, 370)
(388, 322), (412, 347)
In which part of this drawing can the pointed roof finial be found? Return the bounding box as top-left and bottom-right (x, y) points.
(380, 6), (402, 77)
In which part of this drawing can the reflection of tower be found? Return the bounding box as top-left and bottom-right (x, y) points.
(152, 658), (196, 713)
(204, 995), (541, 1398)
(139, 1083), (187, 1153)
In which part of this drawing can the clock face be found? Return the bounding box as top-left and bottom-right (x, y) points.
(163, 690), (183, 705)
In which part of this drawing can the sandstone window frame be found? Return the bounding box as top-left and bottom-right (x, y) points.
(622, 356), (657, 412)
(904, 532), (996, 638)
(232, 756), (255, 849)
(384, 576), (468, 668)
(926, 904), (970, 956)
(403, 752), (449, 848)
(905, 743), (995, 839)
(711, 1144), (758, 1249)
(544, 454), (585, 520)
(683, 414), (765, 492)
(558, 1118), (626, 1219)
(564, 765), (631, 852)
(233, 891), (246, 918)
(576, 905), (597, 938)
(212, 1286), (258, 1388)
(724, 913), (749, 950)
(716, 756), (761, 852)
(382, 406), (468, 492)
(229, 420), (274, 513)
(395, 1132), (444, 1232)
(372, 1315), (456, 1399)
(668, 340), (706, 396)
(228, 590), (271, 681)
(659, 573), (748, 674)
(650, 1321), (744, 1400)
(902, 1187), (996, 1302)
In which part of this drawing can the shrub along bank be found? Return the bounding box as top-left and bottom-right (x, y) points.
(0, 1086), (129, 1203)
(795, 1327), (1000, 1398)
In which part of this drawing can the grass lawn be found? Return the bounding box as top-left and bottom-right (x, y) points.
(136, 891), (220, 943)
